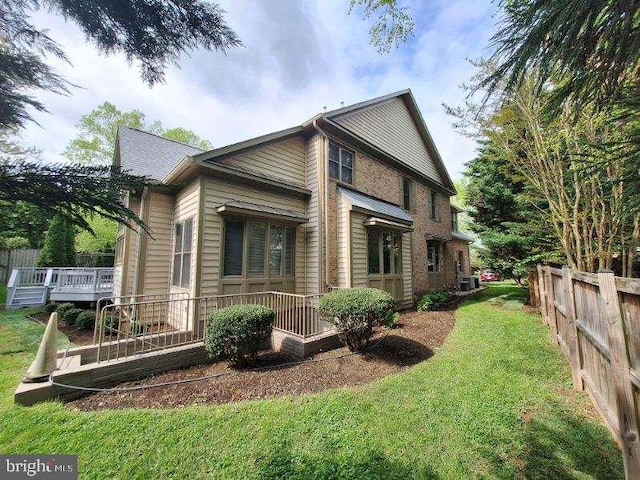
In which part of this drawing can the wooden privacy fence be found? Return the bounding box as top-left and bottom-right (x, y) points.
(533, 265), (640, 479)
(0, 248), (41, 283)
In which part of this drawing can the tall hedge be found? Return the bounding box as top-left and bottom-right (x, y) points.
(37, 214), (76, 267)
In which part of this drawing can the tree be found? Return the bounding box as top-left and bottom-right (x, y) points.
(464, 140), (561, 283)
(1, 0), (240, 131)
(0, 158), (149, 234)
(37, 214), (76, 267)
(349, 0), (415, 53)
(64, 102), (212, 165)
(482, 1), (640, 113)
(75, 215), (118, 254)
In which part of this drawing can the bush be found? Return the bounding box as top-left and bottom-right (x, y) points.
(129, 320), (147, 337)
(205, 304), (274, 367)
(44, 303), (58, 314)
(63, 308), (85, 326)
(55, 303), (75, 319)
(2, 236), (30, 249)
(75, 311), (95, 330)
(102, 315), (120, 333)
(417, 290), (453, 311)
(317, 288), (396, 351)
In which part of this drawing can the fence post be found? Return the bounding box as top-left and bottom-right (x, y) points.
(598, 269), (640, 478)
(562, 266), (583, 391)
(536, 264), (548, 325)
(545, 267), (559, 345)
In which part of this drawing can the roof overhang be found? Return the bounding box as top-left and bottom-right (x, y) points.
(363, 217), (414, 232)
(217, 202), (307, 224)
(452, 230), (474, 242)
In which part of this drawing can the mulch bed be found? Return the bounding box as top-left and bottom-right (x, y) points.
(69, 308), (455, 411)
(30, 312), (95, 346)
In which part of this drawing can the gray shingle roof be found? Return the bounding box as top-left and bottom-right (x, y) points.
(116, 126), (204, 181)
(338, 186), (413, 223)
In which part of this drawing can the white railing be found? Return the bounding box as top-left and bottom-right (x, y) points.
(94, 291), (334, 363)
(8, 268), (49, 288)
(53, 268), (114, 293)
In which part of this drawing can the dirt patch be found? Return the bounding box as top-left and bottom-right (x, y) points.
(69, 308), (455, 411)
(31, 313), (95, 346)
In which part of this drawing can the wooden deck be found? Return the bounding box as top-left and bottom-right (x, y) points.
(6, 268), (114, 308)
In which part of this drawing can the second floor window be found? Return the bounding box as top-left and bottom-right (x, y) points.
(452, 212), (459, 231)
(402, 177), (413, 211)
(328, 141), (353, 184)
(172, 218), (193, 288)
(430, 191), (438, 220)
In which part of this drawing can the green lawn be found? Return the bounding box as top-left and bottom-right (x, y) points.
(0, 285), (623, 479)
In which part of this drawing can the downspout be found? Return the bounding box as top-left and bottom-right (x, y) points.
(312, 119), (330, 293)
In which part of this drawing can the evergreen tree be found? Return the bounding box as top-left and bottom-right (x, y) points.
(1, 0), (240, 131)
(37, 215), (76, 267)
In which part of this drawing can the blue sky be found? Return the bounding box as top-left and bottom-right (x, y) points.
(21, 0), (497, 179)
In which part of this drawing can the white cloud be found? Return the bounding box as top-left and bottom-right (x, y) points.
(20, 0), (496, 179)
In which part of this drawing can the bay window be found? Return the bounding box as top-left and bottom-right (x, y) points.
(223, 219), (295, 279)
(368, 230), (402, 275)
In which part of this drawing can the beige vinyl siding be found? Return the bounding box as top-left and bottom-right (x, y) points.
(336, 194), (349, 287)
(200, 178), (307, 297)
(112, 265), (123, 298)
(169, 180), (200, 297)
(350, 211), (368, 287)
(402, 232), (413, 303)
(304, 135), (320, 294)
(124, 196), (141, 297)
(141, 192), (174, 295)
(334, 97), (443, 184)
(218, 136), (306, 186)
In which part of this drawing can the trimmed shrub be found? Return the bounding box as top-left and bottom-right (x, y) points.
(129, 320), (147, 337)
(417, 290), (453, 311)
(44, 303), (58, 314)
(317, 288), (396, 351)
(75, 311), (95, 330)
(102, 315), (120, 333)
(55, 303), (75, 319)
(63, 308), (85, 326)
(205, 304), (274, 367)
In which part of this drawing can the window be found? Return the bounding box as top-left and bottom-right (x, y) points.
(452, 212), (459, 231)
(172, 218), (193, 288)
(427, 240), (443, 273)
(328, 141), (353, 184)
(115, 234), (125, 264)
(402, 177), (413, 211)
(223, 219), (295, 278)
(368, 230), (402, 275)
(430, 191), (438, 220)
(457, 250), (464, 273)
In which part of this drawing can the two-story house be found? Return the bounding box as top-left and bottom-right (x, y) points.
(112, 90), (471, 316)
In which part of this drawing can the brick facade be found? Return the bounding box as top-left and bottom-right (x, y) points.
(325, 144), (464, 297)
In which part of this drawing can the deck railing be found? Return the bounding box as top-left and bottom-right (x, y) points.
(94, 291), (333, 363)
(53, 268), (114, 293)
